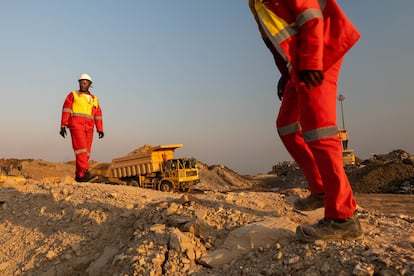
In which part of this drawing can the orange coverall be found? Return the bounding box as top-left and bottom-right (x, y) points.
(250, 0), (360, 219)
(61, 91), (103, 179)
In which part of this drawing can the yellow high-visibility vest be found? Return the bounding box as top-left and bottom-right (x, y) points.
(71, 91), (99, 116)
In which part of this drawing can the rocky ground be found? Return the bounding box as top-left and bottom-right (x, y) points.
(0, 150), (413, 275)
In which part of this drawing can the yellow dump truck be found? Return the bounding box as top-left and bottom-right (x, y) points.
(109, 144), (199, 192)
(337, 130), (356, 166)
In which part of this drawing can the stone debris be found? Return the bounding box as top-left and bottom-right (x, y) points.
(198, 216), (296, 268)
(0, 151), (412, 275)
(0, 188), (19, 203)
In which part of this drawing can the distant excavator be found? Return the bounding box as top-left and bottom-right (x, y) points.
(337, 129), (356, 166)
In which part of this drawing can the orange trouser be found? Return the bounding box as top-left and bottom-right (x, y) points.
(70, 128), (94, 178)
(276, 58), (356, 219)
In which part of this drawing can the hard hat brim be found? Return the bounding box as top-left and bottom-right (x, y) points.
(78, 78), (92, 83)
(78, 73), (93, 83)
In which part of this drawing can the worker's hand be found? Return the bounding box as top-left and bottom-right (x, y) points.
(298, 70), (324, 90)
(277, 76), (288, 101)
(98, 131), (104, 139)
(59, 126), (67, 138)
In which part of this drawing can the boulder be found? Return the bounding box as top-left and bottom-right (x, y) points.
(198, 216), (297, 268)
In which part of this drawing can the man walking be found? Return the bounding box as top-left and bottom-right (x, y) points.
(249, 0), (362, 241)
(60, 73), (104, 182)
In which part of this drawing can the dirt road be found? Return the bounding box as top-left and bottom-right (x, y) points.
(355, 193), (414, 216)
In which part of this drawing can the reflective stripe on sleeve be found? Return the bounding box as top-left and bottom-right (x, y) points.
(302, 126), (338, 142)
(296, 9), (323, 27)
(273, 26), (297, 44)
(63, 108), (72, 113)
(94, 116), (102, 120)
(74, 148), (88, 155)
(277, 122), (302, 136)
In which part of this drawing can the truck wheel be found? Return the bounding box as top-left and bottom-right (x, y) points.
(129, 180), (139, 187)
(159, 181), (173, 192)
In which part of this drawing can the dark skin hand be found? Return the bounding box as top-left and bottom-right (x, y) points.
(298, 70), (324, 89)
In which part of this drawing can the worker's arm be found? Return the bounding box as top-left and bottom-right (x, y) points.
(249, 0), (290, 79)
(61, 92), (74, 127)
(262, 38), (290, 79)
(93, 101), (103, 133)
(288, 0), (324, 71)
(95, 105), (104, 139)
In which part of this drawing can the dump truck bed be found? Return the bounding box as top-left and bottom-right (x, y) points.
(110, 144), (183, 178)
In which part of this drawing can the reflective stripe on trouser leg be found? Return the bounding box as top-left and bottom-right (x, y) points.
(276, 80), (324, 194)
(70, 128), (93, 178)
(295, 57), (356, 219)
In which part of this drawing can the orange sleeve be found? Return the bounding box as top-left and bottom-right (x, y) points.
(94, 104), (103, 132)
(289, 0), (324, 71)
(91, 95), (103, 132)
(61, 92), (74, 127)
(250, 0), (290, 78)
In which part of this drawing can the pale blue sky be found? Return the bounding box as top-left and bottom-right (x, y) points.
(1, 1), (413, 174)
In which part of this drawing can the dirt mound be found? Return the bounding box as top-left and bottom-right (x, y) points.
(348, 162), (414, 193)
(194, 162), (253, 192)
(0, 159), (111, 182)
(252, 150), (414, 195)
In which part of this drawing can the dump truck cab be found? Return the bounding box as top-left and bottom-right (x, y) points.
(342, 149), (356, 166)
(159, 157), (199, 192)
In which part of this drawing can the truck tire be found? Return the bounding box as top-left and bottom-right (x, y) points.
(159, 181), (173, 192)
(129, 180), (139, 187)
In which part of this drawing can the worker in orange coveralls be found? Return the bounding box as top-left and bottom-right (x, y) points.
(60, 73), (104, 182)
(249, 0), (363, 241)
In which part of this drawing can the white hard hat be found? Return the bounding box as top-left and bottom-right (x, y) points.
(78, 73), (93, 83)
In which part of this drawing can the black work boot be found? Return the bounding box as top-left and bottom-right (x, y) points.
(293, 193), (325, 211)
(296, 214), (363, 242)
(75, 170), (94, 182)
